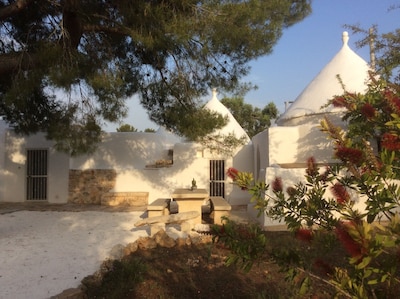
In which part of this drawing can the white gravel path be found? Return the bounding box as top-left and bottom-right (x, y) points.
(0, 210), (157, 299)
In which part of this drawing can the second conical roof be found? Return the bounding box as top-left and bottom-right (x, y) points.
(277, 32), (371, 125)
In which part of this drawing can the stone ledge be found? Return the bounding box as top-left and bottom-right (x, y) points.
(210, 196), (231, 225)
(147, 198), (170, 217)
(101, 192), (149, 207)
(210, 196), (231, 211)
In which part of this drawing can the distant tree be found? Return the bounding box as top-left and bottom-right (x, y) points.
(0, 0), (311, 155)
(221, 97), (278, 137)
(144, 128), (156, 133)
(346, 24), (400, 83)
(116, 124), (137, 132)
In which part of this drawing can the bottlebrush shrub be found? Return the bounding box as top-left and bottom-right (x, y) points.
(211, 216), (266, 272)
(224, 79), (400, 298)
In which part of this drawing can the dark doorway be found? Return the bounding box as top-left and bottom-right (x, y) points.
(209, 160), (225, 198)
(26, 149), (48, 201)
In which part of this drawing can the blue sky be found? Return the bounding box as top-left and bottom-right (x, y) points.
(105, 0), (399, 132)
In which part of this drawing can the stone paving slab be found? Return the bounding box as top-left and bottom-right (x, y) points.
(0, 202), (147, 214)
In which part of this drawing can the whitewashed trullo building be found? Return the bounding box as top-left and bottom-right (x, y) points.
(0, 32), (372, 227)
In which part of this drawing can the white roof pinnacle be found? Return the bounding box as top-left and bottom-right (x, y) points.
(212, 88), (218, 99)
(342, 31), (349, 45)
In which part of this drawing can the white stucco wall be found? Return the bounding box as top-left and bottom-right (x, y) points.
(268, 126), (299, 166)
(229, 144), (253, 205)
(109, 142), (214, 205)
(1, 128), (252, 205)
(70, 132), (168, 170)
(267, 124), (336, 166)
(2, 131), (69, 203)
(69, 133), (253, 205)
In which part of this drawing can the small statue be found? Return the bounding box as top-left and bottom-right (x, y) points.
(191, 178), (197, 191)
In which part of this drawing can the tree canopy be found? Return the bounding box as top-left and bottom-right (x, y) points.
(0, 0), (311, 155)
(116, 124), (137, 132)
(116, 124), (156, 132)
(346, 24), (400, 84)
(221, 97), (278, 137)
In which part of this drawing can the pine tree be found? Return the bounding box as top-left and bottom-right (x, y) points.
(0, 0), (311, 154)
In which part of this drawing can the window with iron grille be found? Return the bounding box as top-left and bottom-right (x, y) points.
(26, 149), (48, 201)
(209, 160), (225, 198)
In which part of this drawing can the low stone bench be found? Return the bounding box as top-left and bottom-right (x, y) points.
(210, 196), (231, 225)
(135, 211), (200, 236)
(101, 192), (149, 207)
(147, 198), (171, 218)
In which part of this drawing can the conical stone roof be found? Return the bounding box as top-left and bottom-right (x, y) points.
(277, 32), (371, 126)
(204, 89), (250, 142)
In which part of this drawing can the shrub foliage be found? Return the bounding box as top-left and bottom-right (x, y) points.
(214, 78), (400, 298)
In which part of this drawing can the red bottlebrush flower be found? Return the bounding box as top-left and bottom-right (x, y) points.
(384, 89), (400, 114)
(360, 103), (376, 119)
(306, 157), (319, 177)
(226, 167), (239, 180)
(391, 97), (400, 114)
(286, 186), (297, 196)
(331, 183), (350, 205)
(272, 177), (283, 192)
(332, 96), (348, 108)
(381, 133), (400, 151)
(331, 93), (356, 109)
(335, 222), (363, 259)
(335, 146), (364, 166)
(383, 89), (393, 99)
(295, 228), (313, 243)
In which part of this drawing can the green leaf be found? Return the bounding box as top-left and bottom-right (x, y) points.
(299, 276), (310, 295)
(367, 279), (379, 285)
(367, 214), (376, 223)
(356, 256), (372, 270)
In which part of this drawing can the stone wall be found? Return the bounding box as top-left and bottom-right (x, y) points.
(101, 192), (149, 207)
(69, 169), (117, 204)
